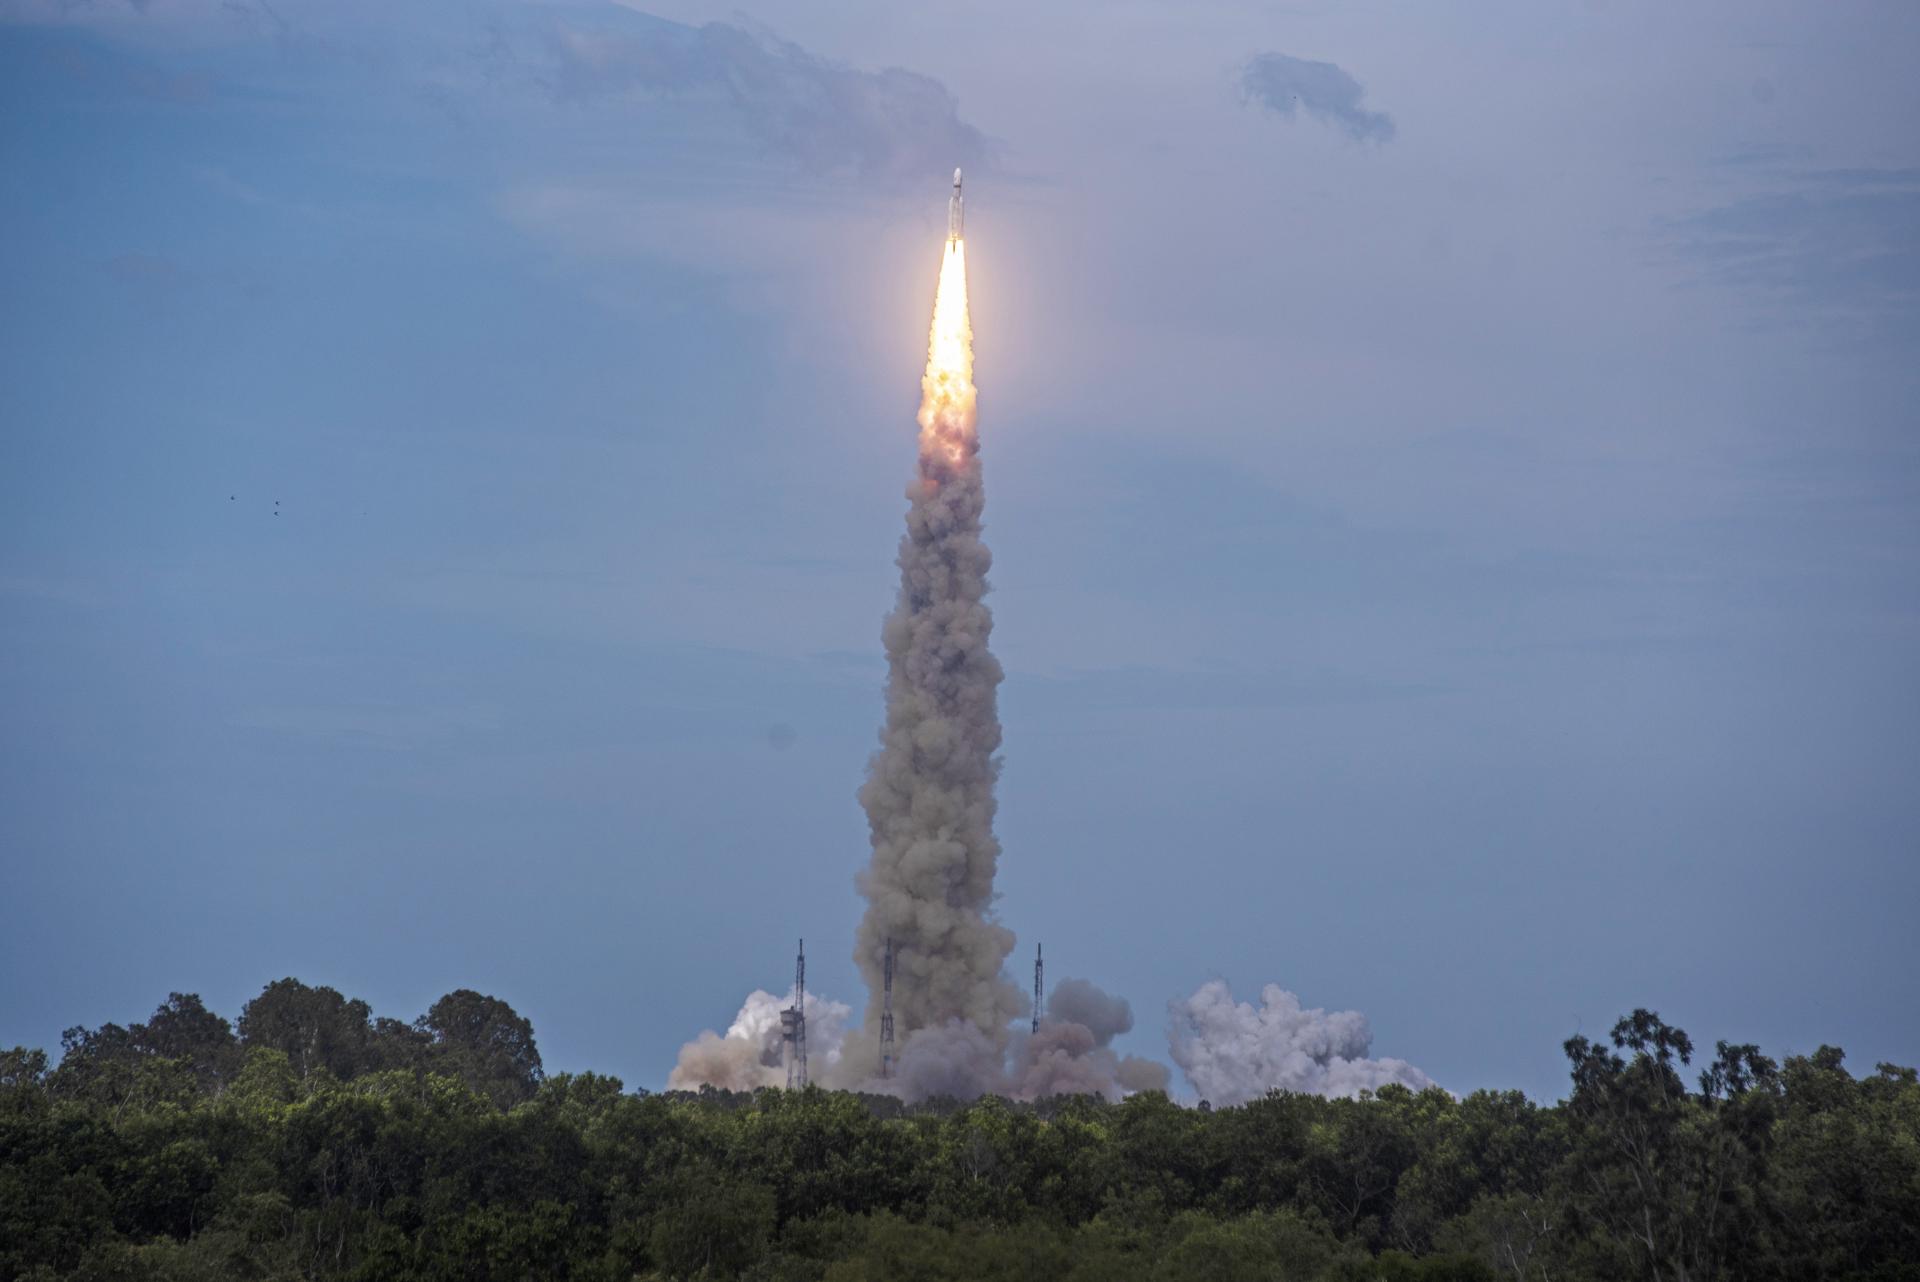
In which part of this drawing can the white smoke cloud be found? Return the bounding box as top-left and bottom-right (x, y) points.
(668, 988), (849, 1092)
(1167, 980), (1433, 1105)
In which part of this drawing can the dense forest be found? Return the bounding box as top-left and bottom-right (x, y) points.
(2, 981), (1915, 1281)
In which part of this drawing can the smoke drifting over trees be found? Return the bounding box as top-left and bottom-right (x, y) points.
(891, 1021), (1008, 1102)
(1168, 980), (1434, 1105)
(1016, 978), (1171, 1101)
(862, 978), (1173, 1103)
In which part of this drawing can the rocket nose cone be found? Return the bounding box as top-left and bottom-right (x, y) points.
(953, 167), (962, 186)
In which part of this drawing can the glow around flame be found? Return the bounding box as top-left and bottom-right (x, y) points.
(918, 239), (975, 468)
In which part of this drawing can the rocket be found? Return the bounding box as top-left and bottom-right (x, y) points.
(948, 168), (964, 241)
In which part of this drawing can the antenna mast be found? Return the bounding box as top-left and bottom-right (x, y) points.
(1033, 941), (1044, 1035)
(781, 939), (809, 1089)
(880, 937), (896, 1079)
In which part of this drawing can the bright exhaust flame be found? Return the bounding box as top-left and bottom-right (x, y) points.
(919, 240), (974, 467)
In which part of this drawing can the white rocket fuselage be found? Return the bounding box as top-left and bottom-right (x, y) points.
(948, 168), (964, 241)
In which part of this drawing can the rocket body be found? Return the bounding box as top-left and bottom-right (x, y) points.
(948, 168), (964, 241)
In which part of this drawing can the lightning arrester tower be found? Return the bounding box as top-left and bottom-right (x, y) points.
(781, 939), (808, 1089)
(879, 937), (896, 1079)
(1032, 942), (1044, 1035)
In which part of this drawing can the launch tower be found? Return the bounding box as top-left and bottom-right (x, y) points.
(781, 940), (808, 1089)
(1033, 942), (1044, 1035)
(880, 937), (896, 1079)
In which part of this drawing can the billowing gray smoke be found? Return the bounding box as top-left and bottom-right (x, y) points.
(1167, 980), (1434, 1104)
(1016, 978), (1171, 1100)
(881, 978), (1170, 1103)
(849, 240), (1024, 1082)
(892, 1022), (1006, 1102)
(1047, 977), (1135, 1042)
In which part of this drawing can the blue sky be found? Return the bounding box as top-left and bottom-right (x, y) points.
(2, 0), (1916, 1101)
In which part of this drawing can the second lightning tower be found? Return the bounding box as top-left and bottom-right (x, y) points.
(1032, 942), (1043, 1035)
(879, 937), (896, 1079)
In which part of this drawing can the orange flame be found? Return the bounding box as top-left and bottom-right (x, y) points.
(918, 239), (975, 470)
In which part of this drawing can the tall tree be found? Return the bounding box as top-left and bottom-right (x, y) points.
(237, 978), (377, 1081)
(1560, 1010), (1778, 1282)
(1770, 1048), (1920, 1278)
(416, 989), (544, 1108)
(135, 993), (241, 1092)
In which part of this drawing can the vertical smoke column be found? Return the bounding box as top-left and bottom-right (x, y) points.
(854, 236), (1023, 1053)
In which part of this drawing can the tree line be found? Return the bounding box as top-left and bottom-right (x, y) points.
(1, 979), (1915, 1281)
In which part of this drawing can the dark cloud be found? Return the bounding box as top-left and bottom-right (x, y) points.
(1668, 168), (1920, 348)
(1241, 52), (1395, 144)
(543, 14), (989, 182)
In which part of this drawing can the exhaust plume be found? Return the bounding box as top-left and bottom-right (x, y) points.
(1167, 979), (1434, 1105)
(851, 237), (1023, 1075)
(670, 225), (1179, 1104)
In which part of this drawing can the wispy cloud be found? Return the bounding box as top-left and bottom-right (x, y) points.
(1241, 52), (1395, 144)
(8, 2), (990, 185)
(540, 14), (989, 183)
(1667, 167), (1920, 348)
